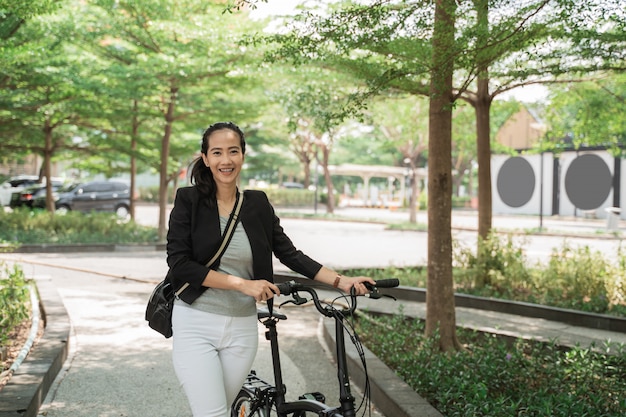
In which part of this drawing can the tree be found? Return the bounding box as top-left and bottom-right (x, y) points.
(275, 70), (362, 214)
(544, 74), (626, 152)
(74, 0), (267, 239)
(0, 10), (109, 212)
(250, 0), (626, 345)
(255, 0), (625, 240)
(370, 95), (428, 223)
(0, 0), (60, 39)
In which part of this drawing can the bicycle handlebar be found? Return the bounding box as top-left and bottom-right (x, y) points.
(276, 278), (399, 295)
(365, 278), (399, 289)
(275, 279), (399, 318)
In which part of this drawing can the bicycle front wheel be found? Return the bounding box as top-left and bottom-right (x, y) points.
(232, 389), (272, 417)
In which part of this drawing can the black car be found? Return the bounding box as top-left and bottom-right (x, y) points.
(52, 180), (131, 217)
(12, 180), (66, 208)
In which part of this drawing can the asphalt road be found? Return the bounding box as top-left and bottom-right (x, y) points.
(135, 203), (624, 267)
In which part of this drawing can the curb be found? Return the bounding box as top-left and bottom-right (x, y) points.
(0, 278), (70, 417)
(381, 287), (626, 333)
(5, 243), (166, 254)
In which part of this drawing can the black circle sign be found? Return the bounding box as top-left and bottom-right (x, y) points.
(497, 157), (535, 208)
(564, 154), (612, 211)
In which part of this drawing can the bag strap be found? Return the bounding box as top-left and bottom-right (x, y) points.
(175, 190), (244, 297)
(206, 190), (243, 268)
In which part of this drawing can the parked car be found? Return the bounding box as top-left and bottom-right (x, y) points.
(52, 180), (131, 217)
(11, 179), (66, 208)
(0, 175), (40, 206)
(31, 182), (76, 209)
(281, 182), (305, 189)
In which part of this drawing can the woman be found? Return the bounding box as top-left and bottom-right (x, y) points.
(166, 121), (374, 417)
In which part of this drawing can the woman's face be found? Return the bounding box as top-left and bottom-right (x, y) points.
(201, 128), (244, 188)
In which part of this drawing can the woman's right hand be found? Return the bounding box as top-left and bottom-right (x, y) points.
(240, 279), (280, 302)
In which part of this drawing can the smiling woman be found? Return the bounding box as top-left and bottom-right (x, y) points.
(164, 121), (375, 416)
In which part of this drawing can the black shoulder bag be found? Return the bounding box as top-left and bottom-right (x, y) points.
(145, 191), (244, 338)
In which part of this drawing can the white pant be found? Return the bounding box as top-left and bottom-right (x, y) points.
(172, 304), (258, 417)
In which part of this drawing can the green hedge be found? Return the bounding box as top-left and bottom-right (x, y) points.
(0, 261), (30, 346)
(0, 208), (159, 245)
(258, 188), (316, 207)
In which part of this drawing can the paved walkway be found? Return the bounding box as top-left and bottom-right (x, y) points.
(0, 210), (624, 417)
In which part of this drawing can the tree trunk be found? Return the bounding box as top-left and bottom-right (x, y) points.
(158, 85), (178, 241)
(425, 0), (461, 352)
(303, 162), (311, 189)
(320, 144), (335, 214)
(475, 0), (493, 241)
(409, 165), (417, 223)
(475, 83), (493, 287)
(476, 86), (492, 240)
(467, 163), (474, 197)
(130, 99), (139, 221)
(43, 118), (55, 213)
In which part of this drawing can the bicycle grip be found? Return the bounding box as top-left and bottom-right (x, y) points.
(373, 278), (399, 288)
(275, 282), (293, 295)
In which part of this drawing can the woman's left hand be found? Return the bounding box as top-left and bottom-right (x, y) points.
(338, 275), (375, 295)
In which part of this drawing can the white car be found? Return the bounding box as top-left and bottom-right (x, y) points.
(0, 175), (40, 206)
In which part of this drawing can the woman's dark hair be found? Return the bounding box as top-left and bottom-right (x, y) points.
(190, 122), (246, 206)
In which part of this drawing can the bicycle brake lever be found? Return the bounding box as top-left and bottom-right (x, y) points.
(278, 293), (308, 308)
(292, 293), (308, 305)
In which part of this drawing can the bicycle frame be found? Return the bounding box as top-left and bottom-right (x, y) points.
(235, 279), (398, 417)
(262, 309), (355, 417)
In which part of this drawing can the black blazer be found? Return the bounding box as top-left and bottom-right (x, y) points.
(166, 187), (322, 304)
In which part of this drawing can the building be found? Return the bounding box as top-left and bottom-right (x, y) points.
(495, 106), (546, 150)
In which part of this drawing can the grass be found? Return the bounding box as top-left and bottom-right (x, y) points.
(356, 312), (626, 417)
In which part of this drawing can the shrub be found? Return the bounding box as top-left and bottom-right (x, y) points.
(0, 261), (30, 346)
(338, 266), (427, 288)
(454, 232), (531, 293)
(262, 188), (316, 207)
(534, 243), (623, 314)
(357, 313), (626, 417)
(452, 195), (471, 208)
(137, 186), (176, 204)
(0, 209), (159, 245)
(343, 234), (626, 317)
